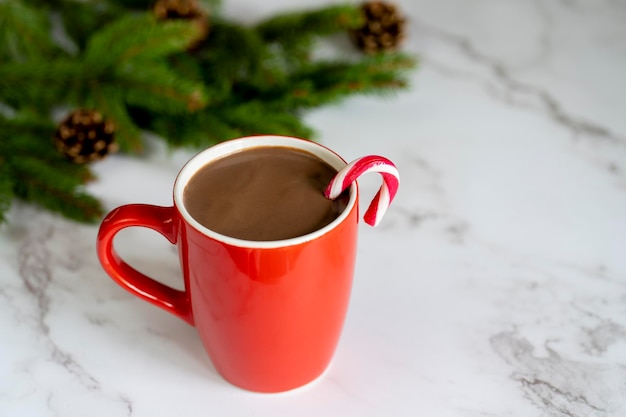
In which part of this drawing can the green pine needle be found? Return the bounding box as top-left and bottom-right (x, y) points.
(118, 61), (208, 112)
(256, 4), (363, 43)
(84, 14), (205, 65)
(0, 113), (102, 224)
(0, 1), (416, 224)
(90, 86), (144, 152)
(0, 1), (59, 62)
(195, 21), (281, 91)
(9, 157), (103, 223)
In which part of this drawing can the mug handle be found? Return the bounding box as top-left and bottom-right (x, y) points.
(96, 204), (193, 325)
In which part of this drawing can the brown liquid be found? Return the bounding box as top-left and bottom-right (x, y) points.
(183, 146), (348, 241)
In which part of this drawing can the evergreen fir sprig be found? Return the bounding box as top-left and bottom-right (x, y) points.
(255, 4), (364, 65)
(0, 0), (416, 225)
(83, 14), (202, 65)
(0, 1), (59, 62)
(256, 4), (363, 41)
(0, 12), (209, 151)
(0, 113), (103, 223)
(255, 53), (417, 111)
(193, 20), (276, 93)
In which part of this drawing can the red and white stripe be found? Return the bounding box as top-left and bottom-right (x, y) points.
(325, 155), (400, 226)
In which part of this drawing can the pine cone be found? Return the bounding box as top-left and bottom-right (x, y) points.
(153, 0), (210, 49)
(54, 110), (117, 164)
(350, 1), (406, 54)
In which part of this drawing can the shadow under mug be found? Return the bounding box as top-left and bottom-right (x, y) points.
(96, 135), (359, 393)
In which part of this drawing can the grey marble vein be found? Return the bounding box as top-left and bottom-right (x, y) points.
(17, 224), (101, 391)
(491, 331), (626, 416)
(414, 19), (625, 146)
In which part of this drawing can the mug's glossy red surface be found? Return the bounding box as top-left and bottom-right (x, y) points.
(96, 136), (359, 393)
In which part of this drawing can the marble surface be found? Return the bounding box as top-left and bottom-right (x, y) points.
(2, 0), (626, 415)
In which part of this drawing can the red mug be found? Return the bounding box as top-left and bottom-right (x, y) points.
(96, 135), (359, 393)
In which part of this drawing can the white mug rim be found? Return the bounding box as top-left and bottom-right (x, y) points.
(173, 135), (357, 249)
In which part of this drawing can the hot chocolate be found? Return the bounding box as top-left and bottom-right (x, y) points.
(183, 146), (348, 241)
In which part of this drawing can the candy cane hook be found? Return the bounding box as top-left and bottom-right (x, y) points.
(324, 155), (400, 226)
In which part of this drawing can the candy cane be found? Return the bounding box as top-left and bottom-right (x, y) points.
(325, 155), (400, 226)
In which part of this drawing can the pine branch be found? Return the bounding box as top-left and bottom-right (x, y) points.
(255, 4), (363, 64)
(0, 60), (85, 110)
(0, 1), (60, 62)
(117, 61), (207, 112)
(1, 13), (209, 151)
(90, 86), (144, 152)
(84, 14), (205, 65)
(193, 20), (283, 93)
(102, 0), (161, 8)
(9, 157), (103, 223)
(217, 102), (314, 139)
(245, 53), (417, 111)
(56, 1), (126, 52)
(0, 1), (417, 225)
(104, 0), (221, 12)
(148, 100), (315, 149)
(150, 110), (241, 149)
(0, 111), (57, 138)
(0, 113), (102, 224)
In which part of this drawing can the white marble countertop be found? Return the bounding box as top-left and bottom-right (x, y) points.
(2, 0), (625, 415)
